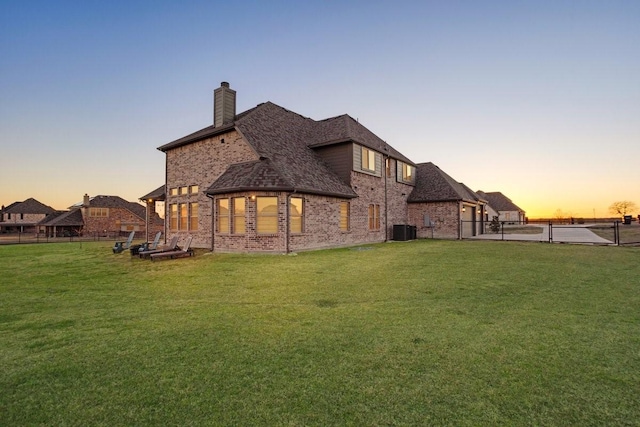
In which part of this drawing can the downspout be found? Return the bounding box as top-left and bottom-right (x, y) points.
(284, 193), (289, 254)
(210, 195), (215, 252)
(384, 152), (389, 242)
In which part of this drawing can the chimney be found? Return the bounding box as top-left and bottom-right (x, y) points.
(214, 81), (236, 127)
(83, 194), (90, 207)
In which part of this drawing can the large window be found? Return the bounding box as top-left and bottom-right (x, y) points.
(169, 204), (178, 230)
(179, 204), (188, 230)
(257, 197), (278, 234)
(361, 147), (376, 172)
(189, 203), (198, 230)
(217, 199), (230, 233)
(368, 204), (380, 231)
(290, 197), (303, 233)
(233, 197), (245, 234)
(340, 201), (350, 231)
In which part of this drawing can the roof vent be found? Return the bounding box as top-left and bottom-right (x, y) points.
(214, 81), (236, 127)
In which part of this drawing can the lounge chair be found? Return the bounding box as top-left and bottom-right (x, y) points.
(113, 231), (135, 253)
(130, 231), (162, 256)
(150, 236), (194, 261)
(139, 235), (179, 259)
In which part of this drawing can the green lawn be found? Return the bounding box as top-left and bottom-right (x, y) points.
(1, 240), (639, 426)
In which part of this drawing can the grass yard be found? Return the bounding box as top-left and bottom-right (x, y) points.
(1, 240), (639, 426)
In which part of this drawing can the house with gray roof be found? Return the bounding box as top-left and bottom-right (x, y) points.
(476, 191), (526, 224)
(407, 162), (487, 239)
(158, 82), (417, 252)
(0, 198), (56, 233)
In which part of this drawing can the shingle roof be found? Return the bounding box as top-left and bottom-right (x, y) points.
(71, 195), (146, 220)
(140, 186), (165, 201)
(38, 209), (84, 227)
(408, 162), (481, 203)
(476, 191), (524, 212)
(5, 198), (56, 215)
(312, 115), (415, 165)
(160, 100), (413, 199)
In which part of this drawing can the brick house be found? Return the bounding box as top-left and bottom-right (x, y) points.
(476, 191), (526, 224)
(70, 194), (162, 238)
(408, 162), (487, 239)
(158, 82), (417, 252)
(0, 198), (56, 234)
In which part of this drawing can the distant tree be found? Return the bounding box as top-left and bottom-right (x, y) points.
(489, 216), (501, 233)
(609, 201), (637, 217)
(553, 209), (565, 220)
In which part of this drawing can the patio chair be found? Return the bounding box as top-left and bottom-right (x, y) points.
(138, 235), (179, 259)
(113, 231), (135, 254)
(150, 236), (194, 261)
(130, 231), (162, 256)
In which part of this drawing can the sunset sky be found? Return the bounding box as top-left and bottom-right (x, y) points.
(1, 1), (638, 218)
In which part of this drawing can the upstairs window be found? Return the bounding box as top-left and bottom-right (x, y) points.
(361, 147), (376, 172)
(89, 208), (108, 217)
(396, 161), (416, 185)
(189, 185), (199, 195)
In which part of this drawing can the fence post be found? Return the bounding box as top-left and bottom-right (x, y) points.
(615, 221), (619, 246)
(548, 221), (553, 243)
(501, 222), (505, 241)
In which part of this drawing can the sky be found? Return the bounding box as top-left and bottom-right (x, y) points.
(1, 1), (638, 218)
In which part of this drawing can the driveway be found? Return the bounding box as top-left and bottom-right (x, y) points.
(470, 224), (613, 244)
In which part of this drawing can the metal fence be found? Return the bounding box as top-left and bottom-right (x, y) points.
(0, 231), (140, 246)
(463, 221), (640, 246)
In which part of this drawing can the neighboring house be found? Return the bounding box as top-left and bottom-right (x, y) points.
(157, 82), (417, 252)
(69, 194), (156, 237)
(476, 191), (526, 224)
(408, 162), (487, 239)
(38, 209), (84, 237)
(0, 198), (56, 233)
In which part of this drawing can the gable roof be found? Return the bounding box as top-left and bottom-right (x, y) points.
(408, 162), (481, 203)
(476, 191), (524, 212)
(4, 198), (55, 215)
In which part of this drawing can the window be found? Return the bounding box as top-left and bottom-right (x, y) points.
(340, 201), (350, 231)
(89, 208), (108, 217)
(257, 197), (278, 234)
(190, 203), (198, 230)
(189, 185), (199, 194)
(217, 199), (230, 233)
(403, 163), (413, 181)
(233, 197), (245, 234)
(170, 188), (179, 196)
(290, 197), (303, 233)
(179, 186), (189, 195)
(169, 204), (178, 230)
(397, 161), (415, 184)
(361, 147), (376, 172)
(179, 204), (188, 230)
(385, 158), (391, 177)
(368, 204), (380, 231)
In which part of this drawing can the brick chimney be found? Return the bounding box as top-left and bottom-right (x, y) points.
(214, 81), (236, 127)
